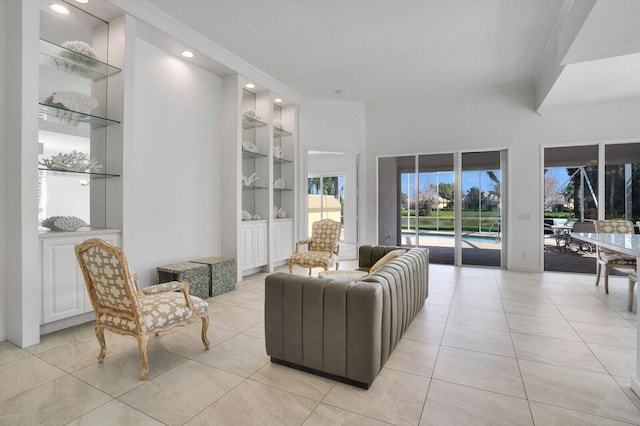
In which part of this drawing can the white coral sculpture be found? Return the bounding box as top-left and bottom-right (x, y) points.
(39, 150), (102, 173)
(60, 40), (99, 62)
(273, 206), (287, 219)
(273, 178), (286, 189)
(241, 210), (252, 221)
(244, 110), (261, 121)
(41, 216), (88, 231)
(273, 146), (282, 159)
(242, 173), (259, 187)
(47, 90), (98, 114)
(252, 214), (261, 220)
(274, 119), (283, 129)
(242, 141), (259, 153)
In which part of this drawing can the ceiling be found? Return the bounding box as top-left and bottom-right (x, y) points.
(146, 0), (566, 103)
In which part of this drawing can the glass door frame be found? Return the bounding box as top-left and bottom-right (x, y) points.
(383, 148), (507, 268)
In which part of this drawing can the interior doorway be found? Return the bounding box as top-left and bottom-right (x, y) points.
(307, 152), (358, 260)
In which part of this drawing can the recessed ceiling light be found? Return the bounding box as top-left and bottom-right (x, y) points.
(245, 83), (255, 89)
(181, 50), (194, 58)
(274, 98), (283, 103)
(74, 0), (89, 3)
(50, 3), (70, 14)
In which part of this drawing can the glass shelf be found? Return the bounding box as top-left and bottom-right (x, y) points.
(40, 39), (121, 80)
(38, 103), (120, 128)
(274, 127), (293, 137)
(242, 150), (267, 159)
(273, 187), (293, 191)
(273, 157), (292, 164)
(38, 168), (120, 178)
(243, 185), (268, 190)
(242, 115), (268, 129)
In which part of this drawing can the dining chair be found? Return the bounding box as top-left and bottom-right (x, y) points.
(594, 220), (637, 294)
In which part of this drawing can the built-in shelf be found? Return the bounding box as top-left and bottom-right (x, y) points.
(273, 157), (292, 164)
(242, 115), (268, 129)
(273, 127), (293, 137)
(242, 150), (267, 159)
(39, 38), (121, 80)
(38, 168), (120, 178)
(38, 103), (120, 128)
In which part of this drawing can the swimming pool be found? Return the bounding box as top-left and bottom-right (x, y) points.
(401, 231), (499, 244)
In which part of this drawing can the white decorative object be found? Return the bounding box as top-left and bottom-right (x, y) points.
(46, 90), (98, 114)
(252, 214), (262, 220)
(273, 178), (286, 189)
(242, 141), (258, 153)
(41, 216), (88, 231)
(244, 110), (261, 121)
(273, 145), (282, 159)
(274, 119), (283, 129)
(242, 173), (259, 187)
(60, 40), (99, 63)
(39, 150), (102, 173)
(273, 206), (287, 219)
(241, 210), (252, 221)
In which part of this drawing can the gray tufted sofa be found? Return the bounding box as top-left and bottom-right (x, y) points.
(264, 245), (429, 388)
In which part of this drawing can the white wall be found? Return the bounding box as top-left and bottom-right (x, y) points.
(365, 84), (640, 271)
(299, 98), (366, 244)
(126, 39), (222, 285)
(0, 0), (8, 341)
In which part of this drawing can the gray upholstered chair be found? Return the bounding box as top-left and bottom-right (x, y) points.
(594, 220), (637, 294)
(75, 238), (209, 380)
(289, 218), (341, 276)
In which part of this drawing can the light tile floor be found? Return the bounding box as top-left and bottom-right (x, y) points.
(2, 264), (640, 425)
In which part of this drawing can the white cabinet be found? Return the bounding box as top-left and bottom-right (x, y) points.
(242, 221), (267, 270)
(41, 232), (120, 324)
(273, 219), (294, 262)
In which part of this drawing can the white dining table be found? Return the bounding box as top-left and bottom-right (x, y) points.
(571, 232), (640, 396)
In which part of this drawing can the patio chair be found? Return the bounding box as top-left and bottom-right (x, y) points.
(289, 218), (341, 275)
(594, 220), (637, 294)
(568, 220), (595, 252)
(75, 238), (210, 380)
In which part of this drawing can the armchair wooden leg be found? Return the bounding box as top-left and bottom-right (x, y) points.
(289, 263), (293, 273)
(308, 268), (312, 276)
(138, 334), (149, 380)
(595, 262), (602, 286)
(604, 265), (610, 294)
(201, 315), (210, 349)
(95, 325), (106, 363)
(336, 262), (339, 271)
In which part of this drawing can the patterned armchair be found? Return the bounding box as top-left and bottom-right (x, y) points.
(289, 219), (341, 276)
(594, 220), (637, 294)
(75, 238), (209, 380)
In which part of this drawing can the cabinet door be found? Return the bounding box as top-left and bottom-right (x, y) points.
(242, 224), (256, 269)
(255, 222), (267, 267)
(42, 236), (85, 323)
(274, 220), (293, 261)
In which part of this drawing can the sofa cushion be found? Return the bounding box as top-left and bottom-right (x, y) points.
(369, 249), (406, 274)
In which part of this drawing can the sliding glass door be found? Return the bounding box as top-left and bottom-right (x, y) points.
(461, 151), (502, 267)
(379, 149), (505, 267)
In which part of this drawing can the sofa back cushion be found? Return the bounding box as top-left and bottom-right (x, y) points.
(369, 249), (407, 274)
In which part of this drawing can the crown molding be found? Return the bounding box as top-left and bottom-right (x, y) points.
(106, 0), (301, 104)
